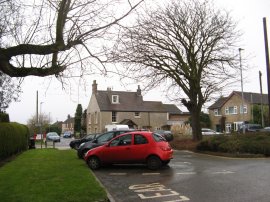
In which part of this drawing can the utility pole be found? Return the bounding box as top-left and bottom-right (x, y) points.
(259, 71), (264, 127)
(239, 48), (245, 133)
(36, 91), (38, 124)
(263, 17), (270, 125)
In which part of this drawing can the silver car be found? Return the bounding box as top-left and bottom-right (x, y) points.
(46, 132), (60, 142)
(202, 128), (223, 135)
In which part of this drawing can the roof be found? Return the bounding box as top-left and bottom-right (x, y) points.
(208, 91), (269, 109)
(94, 90), (181, 113)
(208, 97), (228, 109)
(233, 91), (268, 104)
(63, 117), (74, 123)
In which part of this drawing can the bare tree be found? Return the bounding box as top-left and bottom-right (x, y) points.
(0, 0), (143, 78)
(0, 71), (21, 112)
(111, 0), (241, 140)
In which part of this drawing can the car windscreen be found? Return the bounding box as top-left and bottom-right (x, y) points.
(96, 132), (115, 143)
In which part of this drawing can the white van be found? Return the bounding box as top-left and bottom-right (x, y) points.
(105, 124), (129, 131)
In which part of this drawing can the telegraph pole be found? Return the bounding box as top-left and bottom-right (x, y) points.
(259, 71), (264, 127)
(263, 17), (270, 125)
(36, 91), (38, 124)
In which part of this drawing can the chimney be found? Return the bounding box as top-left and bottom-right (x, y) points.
(137, 85), (141, 96)
(92, 80), (97, 94)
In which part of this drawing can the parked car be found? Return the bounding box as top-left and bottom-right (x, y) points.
(154, 130), (174, 141)
(202, 128), (223, 135)
(84, 131), (173, 170)
(238, 124), (263, 133)
(63, 131), (72, 138)
(69, 133), (100, 149)
(46, 132), (60, 142)
(260, 126), (270, 132)
(77, 130), (132, 159)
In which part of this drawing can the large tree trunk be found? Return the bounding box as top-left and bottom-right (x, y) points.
(190, 108), (202, 141)
(182, 99), (202, 141)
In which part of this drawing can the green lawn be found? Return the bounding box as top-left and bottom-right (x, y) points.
(0, 149), (108, 202)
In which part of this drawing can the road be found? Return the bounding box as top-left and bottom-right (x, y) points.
(92, 150), (270, 202)
(36, 136), (73, 149)
(50, 138), (270, 202)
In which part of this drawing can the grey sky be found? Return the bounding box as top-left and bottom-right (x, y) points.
(6, 0), (270, 124)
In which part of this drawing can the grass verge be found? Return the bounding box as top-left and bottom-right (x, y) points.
(0, 149), (108, 202)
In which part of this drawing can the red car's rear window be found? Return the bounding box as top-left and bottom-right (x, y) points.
(152, 133), (166, 142)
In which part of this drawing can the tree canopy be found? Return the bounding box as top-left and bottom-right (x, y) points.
(0, 0), (143, 78)
(0, 71), (21, 112)
(111, 0), (240, 140)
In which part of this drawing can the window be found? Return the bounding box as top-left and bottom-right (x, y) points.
(240, 105), (247, 114)
(153, 133), (165, 142)
(112, 111), (117, 122)
(134, 134), (148, 144)
(112, 95), (119, 104)
(88, 113), (91, 124)
(134, 112), (140, 118)
(110, 134), (132, 147)
(96, 132), (115, 143)
(214, 109), (221, 116)
(95, 112), (98, 124)
(225, 106), (237, 115)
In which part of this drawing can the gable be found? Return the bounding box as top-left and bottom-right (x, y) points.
(209, 91), (269, 110)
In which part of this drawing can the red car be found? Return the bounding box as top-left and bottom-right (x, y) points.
(84, 131), (173, 170)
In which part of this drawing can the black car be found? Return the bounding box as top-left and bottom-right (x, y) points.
(154, 130), (174, 142)
(69, 133), (100, 149)
(77, 130), (131, 159)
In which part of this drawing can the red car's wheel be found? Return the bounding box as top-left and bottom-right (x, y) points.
(87, 156), (101, 170)
(147, 156), (162, 170)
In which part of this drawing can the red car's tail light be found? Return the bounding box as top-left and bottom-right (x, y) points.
(159, 145), (171, 151)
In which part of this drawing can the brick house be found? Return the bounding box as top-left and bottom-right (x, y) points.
(208, 91), (268, 133)
(86, 80), (188, 133)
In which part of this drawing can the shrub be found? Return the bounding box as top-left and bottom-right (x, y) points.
(0, 112), (10, 123)
(197, 133), (270, 156)
(0, 122), (30, 160)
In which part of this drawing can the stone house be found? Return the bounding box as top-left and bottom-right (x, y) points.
(62, 115), (74, 133)
(86, 80), (188, 133)
(208, 91), (268, 133)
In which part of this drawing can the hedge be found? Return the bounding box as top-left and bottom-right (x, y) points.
(0, 122), (30, 160)
(0, 113), (9, 122)
(197, 133), (270, 156)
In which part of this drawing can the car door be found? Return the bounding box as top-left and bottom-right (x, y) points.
(129, 134), (149, 161)
(102, 134), (132, 163)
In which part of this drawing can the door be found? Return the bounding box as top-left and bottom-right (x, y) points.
(102, 134), (132, 163)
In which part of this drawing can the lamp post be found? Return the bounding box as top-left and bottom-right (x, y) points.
(239, 48), (245, 133)
(40, 102), (44, 148)
(49, 112), (51, 132)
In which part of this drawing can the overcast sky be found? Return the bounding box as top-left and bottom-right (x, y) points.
(6, 0), (270, 124)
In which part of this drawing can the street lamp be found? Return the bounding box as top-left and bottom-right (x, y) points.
(239, 48), (245, 133)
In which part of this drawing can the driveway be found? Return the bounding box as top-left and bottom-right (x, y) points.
(92, 150), (270, 202)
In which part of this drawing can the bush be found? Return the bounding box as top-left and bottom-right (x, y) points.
(0, 112), (9, 123)
(0, 122), (30, 160)
(197, 133), (270, 156)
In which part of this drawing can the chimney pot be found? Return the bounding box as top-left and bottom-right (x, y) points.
(92, 80), (97, 94)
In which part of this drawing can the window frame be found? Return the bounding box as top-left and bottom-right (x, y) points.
(134, 112), (140, 118)
(214, 109), (221, 116)
(112, 95), (119, 104)
(112, 111), (117, 123)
